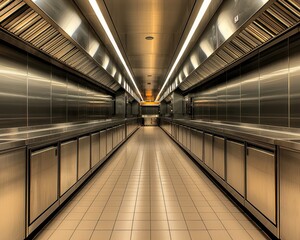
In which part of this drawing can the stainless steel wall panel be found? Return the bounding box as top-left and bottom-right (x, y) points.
(78, 84), (87, 122)
(52, 67), (67, 124)
(280, 148), (300, 240)
(226, 68), (241, 122)
(28, 55), (51, 126)
(0, 42), (27, 128)
(226, 140), (245, 196)
(217, 75), (227, 121)
(67, 78), (79, 122)
(30, 146), (58, 223)
(289, 33), (300, 128)
(259, 40), (288, 127)
(78, 136), (90, 179)
(0, 148), (26, 240)
(241, 56), (259, 124)
(91, 133), (100, 168)
(204, 133), (213, 169)
(213, 136), (225, 179)
(246, 147), (276, 223)
(106, 128), (113, 153)
(60, 140), (77, 196)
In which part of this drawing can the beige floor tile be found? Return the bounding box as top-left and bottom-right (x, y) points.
(221, 220), (243, 230)
(246, 229), (270, 240)
(208, 230), (232, 240)
(35, 230), (54, 240)
(169, 220), (187, 230)
(203, 220), (225, 230)
(82, 212), (101, 221)
(76, 220), (97, 230)
(117, 212), (134, 221)
(167, 212), (184, 221)
(134, 212), (151, 221)
(228, 229), (253, 240)
(151, 220), (169, 230)
(131, 230), (151, 240)
(48, 230), (74, 240)
(132, 220), (151, 230)
(70, 230), (93, 240)
(183, 212), (201, 221)
(170, 230), (191, 240)
(95, 220), (115, 230)
(110, 230), (131, 240)
(151, 230), (170, 240)
(90, 230), (112, 240)
(57, 220), (80, 230)
(186, 220), (206, 230)
(114, 221), (133, 230)
(190, 230), (212, 240)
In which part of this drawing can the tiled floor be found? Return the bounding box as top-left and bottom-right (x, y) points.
(35, 127), (270, 240)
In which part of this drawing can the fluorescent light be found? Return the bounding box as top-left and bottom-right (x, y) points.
(155, 0), (211, 102)
(89, 0), (144, 101)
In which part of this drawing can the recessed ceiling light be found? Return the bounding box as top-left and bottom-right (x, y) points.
(145, 36), (154, 40)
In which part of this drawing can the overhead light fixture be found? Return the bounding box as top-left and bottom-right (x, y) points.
(145, 36), (154, 40)
(155, 0), (212, 102)
(89, 0), (144, 101)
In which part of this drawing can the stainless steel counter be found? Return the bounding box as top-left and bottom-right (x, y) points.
(0, 119), (131, 150)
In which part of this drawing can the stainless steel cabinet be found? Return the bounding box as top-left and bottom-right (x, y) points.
(191, 129), (203, 161)
(226, 140), (245, 196)
(106, 128), (113, 153)
(0, 148), (26, 240)
(280, 148), (300, 240)
(204, 133), (213, 169)
(91, 133), (100, 168)
(186, 127), (191, 151)
(100, 130), (107, 161)
(178, 125), (183, 144)
(30, 146), (58, 223)
(246, 147), (276, 224)
(78, 136), (90, 179)
(213, 136), (225, 179)
(60, 140), (77, 196)
(113, 126), (118, 148)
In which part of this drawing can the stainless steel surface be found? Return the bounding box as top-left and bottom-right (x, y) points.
(246, 147), (276, 223)
(260, 40), (288, 127)
(190, 129), (203, 161)
(144, 117), (158, 126)
(99, 130), (107, 161)
(2, 0), (140, 100)
(280, 147), (300, 240)
(91, 132), (100, 168)
(60, 140), (77, 196)
(204, 133), (213, 169)
(28, 55), (51, 126)
(78, 136), (91, 179)
(0, 42), (27, 128)
(106, 128), (113, 153)
(226, 140), (245, 196)
(0, 147), (26, 240)
(289, 33), (300, 127)
(186, 127), (191, 151)
(241, 55), (259, 124)
(162, 0), (300, 100)
(213, 136), (225, 179)
(113, 127), (118, 148)
(30, 146), (58, 223)
(226, 68), (241, 122)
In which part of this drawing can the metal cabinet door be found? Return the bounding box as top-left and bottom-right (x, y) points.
(113, 127), (118, 148)
(106, 128), (113, 153)
(204, 134), (213, 169)
(30, 146), (58, 223)
(78, 136), (90, 179)
(91, 133), (100, 168)
(0, 148), (26, 240)
(226, 141), (245, 196)
(186, 127), (191, 151)
(213, 136), (225, 179)
(60, 140), (77, 196)
(280, 148), (300, 240)
(246, 147), (276, 223)
(99, 130), (107, 162)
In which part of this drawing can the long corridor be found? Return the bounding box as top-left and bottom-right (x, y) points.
(35, 127), (269, 240)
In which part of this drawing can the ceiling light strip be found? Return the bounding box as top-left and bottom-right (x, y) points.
(89, 0), (144, 101)
(155, 0), (212, 102)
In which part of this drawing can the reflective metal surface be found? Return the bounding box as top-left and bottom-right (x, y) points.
(78, 136), (91, 180)
(204, 133), (213, 169)
(30, 146), (58, 223)
(226, 140), (245, 196)
(0, 148), (26, 240)
(280, 148), (300, 240)
(99, 130), (107, 160)
(260, 40), (288, 127)
(190, 129), (203, 161)
(91, 132), (100, 168)
(161, 0), (300, 100)
(60, 140), (77, 196)
(0, 42), (27, 128)
(246, 147), (276, 224)
(213, 136), (225, 179)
